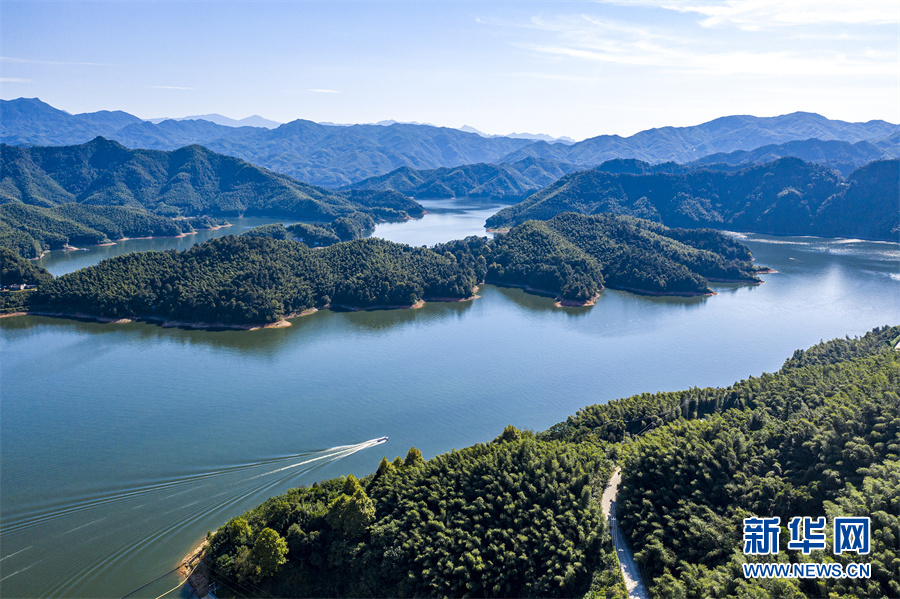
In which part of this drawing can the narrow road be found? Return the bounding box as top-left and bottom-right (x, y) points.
(601, 467), (651, 599)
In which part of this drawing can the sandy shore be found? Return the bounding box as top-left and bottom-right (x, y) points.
(179, 539), (212, 598)
(555, 292), (601, 307)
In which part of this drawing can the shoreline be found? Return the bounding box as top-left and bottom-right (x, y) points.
(0, 297), (481, 329)
(556, 292), (601, 307)
(607, 285), (716, 297)
(179, 539), (211, 598)
(29, 224), (233, 259)
(488, 281), (601, 307)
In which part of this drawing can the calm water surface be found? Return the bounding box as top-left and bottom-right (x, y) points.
(2, 204), (898, 597)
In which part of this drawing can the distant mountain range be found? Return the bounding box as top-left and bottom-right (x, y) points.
(0, 98), (144, 146)
(686, 138), (894, 178)
(147, 113), (282, 129)
(458, 125), (576, 144)
(497, 112), (900, 166)
(345, 157), (584, 201)
(486, 157), (900, 242)
(346, 136), (898, 202)
(3, 98), (898, 188)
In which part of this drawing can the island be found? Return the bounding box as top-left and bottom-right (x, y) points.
(4, 213), (764, 327)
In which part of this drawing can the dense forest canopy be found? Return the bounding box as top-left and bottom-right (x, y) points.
(205, 433), (622, 598)
(0, 247), (52, 286)
(612, 327), (900, 599)
(243, 212), (377, 247)
(24, 235), (480, 325)
(487, 158), (900, 241)
(12, 213), (763, 324)
(440, 213), (760, 301)
(202, 326), (899, 598)
(0, 202), (223, 258)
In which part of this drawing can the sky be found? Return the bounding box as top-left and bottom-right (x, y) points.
(1, 0), (898, 140)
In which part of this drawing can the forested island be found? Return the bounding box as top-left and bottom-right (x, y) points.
(487, 157), (900, 241)
(4, 213), (762, 326)
(199, 326), (900, 598)
(0, 138), (424, 258)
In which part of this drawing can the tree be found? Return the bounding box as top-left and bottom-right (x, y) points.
(494, 425), (522, 443)
(225, 516), (252, 545)
(246, 527), (288, 581)
(404, 446), (424, 467)
(326, 476), (376, 538)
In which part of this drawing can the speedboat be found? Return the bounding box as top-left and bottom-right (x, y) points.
(376, 436), (388, 442)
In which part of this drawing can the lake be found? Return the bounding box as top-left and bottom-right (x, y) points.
(2, 199), (899, 597)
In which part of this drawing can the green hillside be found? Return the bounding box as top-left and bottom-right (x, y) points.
(547, 325), (900, 599)
(0, 138), (424, 257)
(440, 212), (760, 301)
(205, 434), (620, 598)
(25, 235), (480, 325)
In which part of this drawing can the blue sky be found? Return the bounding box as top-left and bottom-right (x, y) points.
(1, 1), (897, 140)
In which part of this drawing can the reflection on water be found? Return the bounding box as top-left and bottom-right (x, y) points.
(370, 197), (511, 247)
(36, 218), (297, 277)
(2, 216), (898, 598)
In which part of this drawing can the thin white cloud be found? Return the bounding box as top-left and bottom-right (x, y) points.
(150, 85), (192, 90)
(527, 42), (893, 76)
(309, 89), (341, 94)
(521, 13), (896, 76)
(0, 56), (112, 66)
(0, 78), (32, 83)
(598, 0), (899, 30)
(517, 72), (597, 83)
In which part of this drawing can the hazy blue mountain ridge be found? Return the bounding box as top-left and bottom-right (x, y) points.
(4, 98), (898, 188)
(499, 112), (900, 166)
(686, 138), (893, 177)
(345, 157), (584, 200)
(0, 98), (144, 147)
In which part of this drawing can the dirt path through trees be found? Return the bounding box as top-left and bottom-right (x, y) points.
(601, 468), (650, 599)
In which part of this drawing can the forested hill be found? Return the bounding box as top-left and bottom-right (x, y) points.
(0, 247), (53, 286)
(0, 138), (423, 221)
(199, 326), (899, 598)
(441, 212), (761, 301)
(545, 325), (900, 599)
(0, 138), (424, 257)
(26, 235), (481, 325)
(685, 138), (894, 177)
(487, 157), (900, 241)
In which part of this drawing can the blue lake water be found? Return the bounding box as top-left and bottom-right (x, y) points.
(2, 200), (899, 597)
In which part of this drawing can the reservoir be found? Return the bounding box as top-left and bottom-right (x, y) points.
(2, 199), (899, 597)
